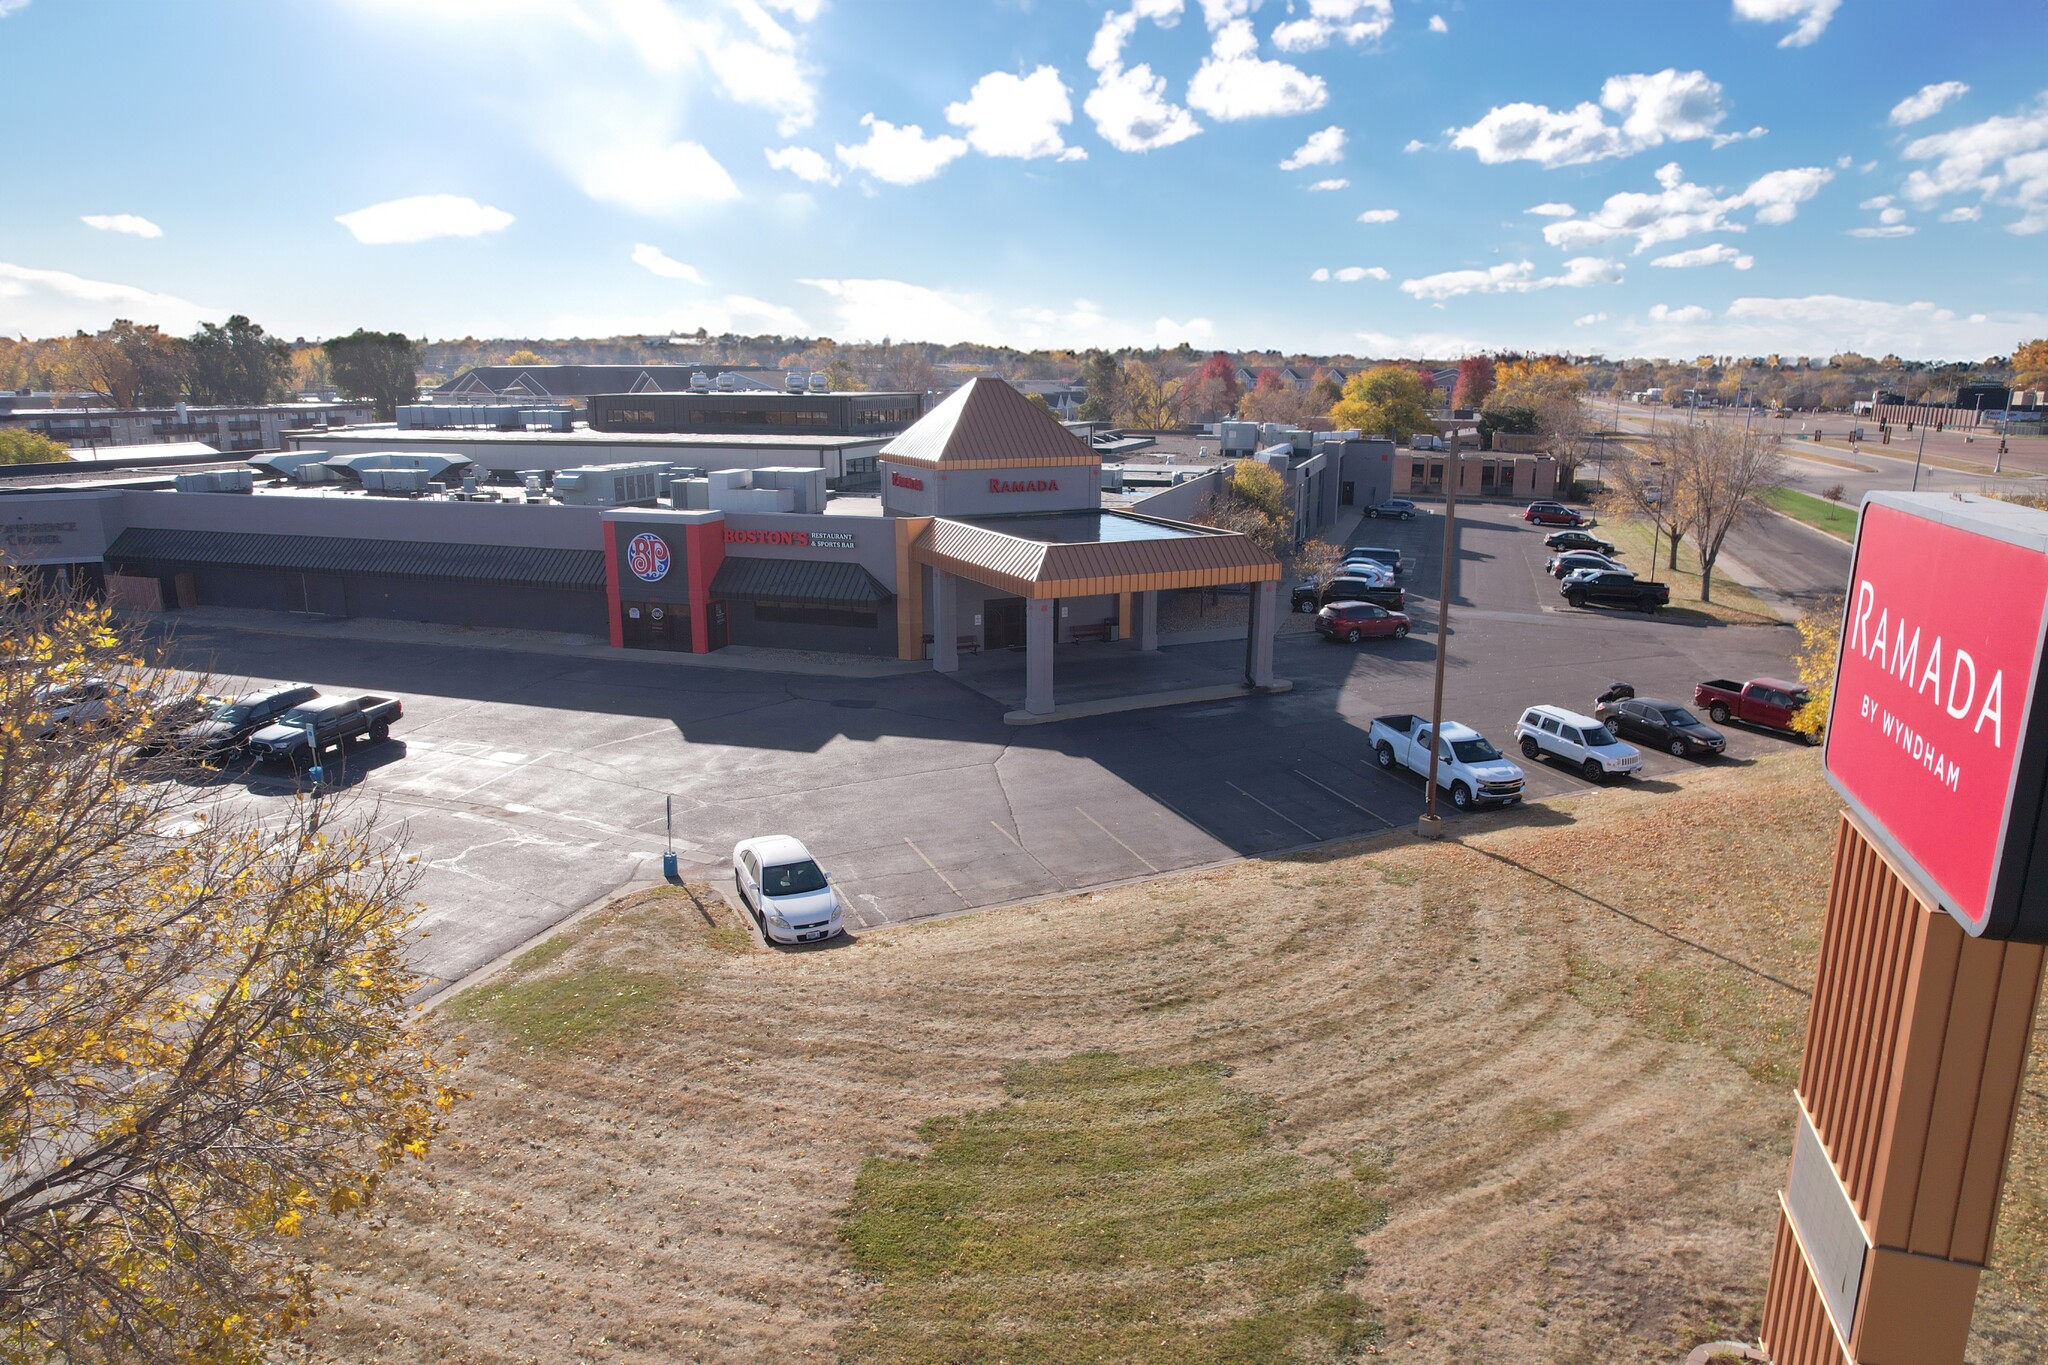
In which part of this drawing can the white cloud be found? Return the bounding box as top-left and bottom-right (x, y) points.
(1714, 294), (2044, 356)
(80, 214), (162, 239)
(1648, 303), (1714, 324)
(1356, 208), (1399, 224)
(1399, 255), (1623, 301)
(1084, 1), (1202, 152)
(1574, 312), (1609, 326)
(1403, 138), (1426, 153)
(1085, 63), (1202, 150)
(1281, 125), (1345, 169)
(1710, 124), (1769, 148)
(1449, 68), (1728, 167)
(1525, 202), (1576, 217)
(1271, 0), (1393, 51)
(0, 261), (214, 335)
(1428, 14), (1447, 32)
(544, 293), (810, 340)
(798, 275), (1212, 349)
(1879, 205), (1907, 224)
(1188, 19), (1327, 120)
(1313, 265), (1389, 282)
(1731, 0), (1840, 48)
(575, 141), (740, 215)
(350, 1), (819, 215)
(1311, 267), (1330, 281)
(1650, 243), (1755, 269)
(764, 144), (839, 185)
(1942, 205), (1982, 222)
(1353, 327), (1498, 356)
(835, 114), (970, 186)
(1859, 194), (1892, 210)
(334, 193), (514, 245)
(1308, 177), (1349, 191)
(1543, 161), (1832, 252)
(946, 66), (1081, 160)
(630, 243), (703, 283)
(1849, 225), (1916, 238)
(1899, 95), (2048, 235)
(0, 1), (28, 17)
(1891, 81), (1970, 127)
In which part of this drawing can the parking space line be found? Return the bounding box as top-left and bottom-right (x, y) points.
(1075, 806), (1158, 873)
(1292, 770), (1391, 827)
(903, 836), (971, 906)
(1148, 792), (1225, 847)
(990, 819), (1022, 847)
(1225, 781), (1320, 842)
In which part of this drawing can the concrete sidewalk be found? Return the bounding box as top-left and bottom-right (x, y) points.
(139, 605), (929, 679)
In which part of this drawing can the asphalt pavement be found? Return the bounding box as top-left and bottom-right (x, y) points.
(148, 501), (1803, 995)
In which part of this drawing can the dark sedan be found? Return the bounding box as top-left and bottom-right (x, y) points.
(1595, 696), (1727, 757)
(1546, 550), (1626, 579)
(1543, 529), (1618, 555)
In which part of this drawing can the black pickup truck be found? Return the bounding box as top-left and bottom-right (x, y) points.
(247, 694), (403, 765)
(1560, 570), (1671, 614)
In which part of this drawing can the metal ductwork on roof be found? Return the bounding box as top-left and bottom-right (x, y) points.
(320, 452), (475, 484)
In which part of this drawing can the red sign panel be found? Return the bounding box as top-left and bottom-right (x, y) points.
(890, 470), (924, 491)
(1825, 496), (2048, 938)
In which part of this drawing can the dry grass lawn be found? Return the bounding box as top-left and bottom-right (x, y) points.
(291, 754), (2048, 1364)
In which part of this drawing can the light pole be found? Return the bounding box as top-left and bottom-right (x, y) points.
(1418, 427), (1463, 841)
(1911, 421), (1928, 492)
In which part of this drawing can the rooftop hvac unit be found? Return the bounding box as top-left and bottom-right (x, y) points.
(808, 372), (829, 393)
(715, 372), (738, 391)
(172, 469), (255, 494)
(550, 461), (670, 508)
(1100, 464), (1126, 493)
(362, 467), (432, 494)
(690, 372), (712, 392)
(786, 371), (807, 393)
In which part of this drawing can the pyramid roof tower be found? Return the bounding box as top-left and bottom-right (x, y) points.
(879, 378), (1101, 468)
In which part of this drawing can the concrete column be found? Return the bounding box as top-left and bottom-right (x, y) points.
(1136, 590), (1159, 652)
(932, 567), (958, 673)
(1243, 580), (1278, 688)
(1024, 598), (1056, 715)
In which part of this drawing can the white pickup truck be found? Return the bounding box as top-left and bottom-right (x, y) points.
(1368, 713), (1527, 810)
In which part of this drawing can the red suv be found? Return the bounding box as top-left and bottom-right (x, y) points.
(1315, 601), (1411, 643)
(1525, 501), (1590, 527)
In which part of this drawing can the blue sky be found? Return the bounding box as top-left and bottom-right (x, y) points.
(2, 0), (2044, 360)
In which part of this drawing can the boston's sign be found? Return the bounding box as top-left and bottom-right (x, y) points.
(989, 477), (1059, 493)
(724, 528), (855, 549)
(1824, 493), (2048, 939)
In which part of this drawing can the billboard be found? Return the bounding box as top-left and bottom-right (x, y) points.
(1824, 493), (2048, 940)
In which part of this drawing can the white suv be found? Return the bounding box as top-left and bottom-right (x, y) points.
(1514, 704), (1642, 782)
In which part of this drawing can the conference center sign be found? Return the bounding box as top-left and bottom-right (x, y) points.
(1824, 492), (2048, 941)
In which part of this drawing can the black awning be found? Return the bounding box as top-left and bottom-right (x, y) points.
(710, 555), (892, 609)
(105, 527), (605, 589)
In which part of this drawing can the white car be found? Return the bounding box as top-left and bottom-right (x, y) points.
(1514, 704), (1643, 782)
(732, 835), (845, 944)
(1336, 557), (1396, 585)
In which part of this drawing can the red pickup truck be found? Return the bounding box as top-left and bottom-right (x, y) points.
(1693, 677), (1819, 743)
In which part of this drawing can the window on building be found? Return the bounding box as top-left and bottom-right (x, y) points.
(752, 603), (879, 628)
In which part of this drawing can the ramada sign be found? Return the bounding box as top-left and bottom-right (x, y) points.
(990, 477), (1058, 493)
(1825, 493), (2048, 940)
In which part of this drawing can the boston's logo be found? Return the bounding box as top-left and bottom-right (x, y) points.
(990, 478), (1059, 493)
(626, 532), (670, 583)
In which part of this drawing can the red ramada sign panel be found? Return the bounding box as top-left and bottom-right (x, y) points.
(1824, 494), (2048, 939)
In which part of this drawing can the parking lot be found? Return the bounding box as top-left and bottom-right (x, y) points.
(154, 500), (1805, 994)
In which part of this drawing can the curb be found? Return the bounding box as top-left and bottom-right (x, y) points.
(1002, 678), (1293, 725)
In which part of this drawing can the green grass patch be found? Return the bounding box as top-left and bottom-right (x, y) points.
(839, 1051), (1385, 1364)
(1757, 486), (1856, 541)
(1595, 517), (1781, 625)
(447, 964), (683, 1051)
(1565, 951), (1802, 1089)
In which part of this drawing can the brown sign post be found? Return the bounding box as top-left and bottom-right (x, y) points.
(1762, 492), (2048, 1364)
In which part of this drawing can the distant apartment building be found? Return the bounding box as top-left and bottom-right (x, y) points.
(428, 364), (796, 406)
(1, 400), (374, 453)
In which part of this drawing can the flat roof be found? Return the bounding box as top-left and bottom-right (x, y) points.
(313, 425), (884, 450)
(947, 511), (1206, 545)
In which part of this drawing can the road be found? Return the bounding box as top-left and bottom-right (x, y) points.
(147, 501), (1802, 996)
